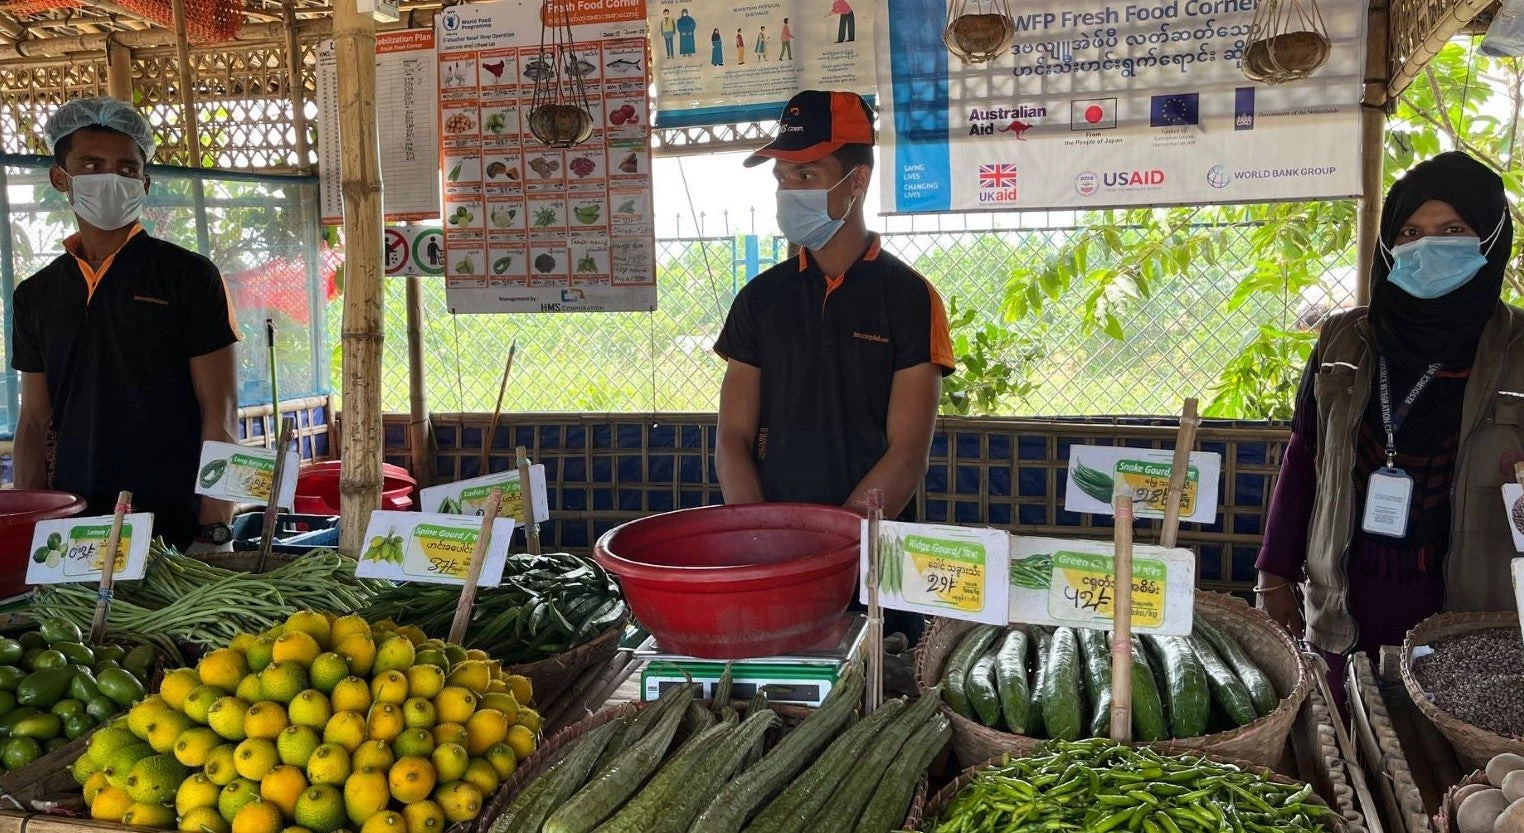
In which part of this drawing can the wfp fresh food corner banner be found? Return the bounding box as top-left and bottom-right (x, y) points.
(876, 0), (1368, 212)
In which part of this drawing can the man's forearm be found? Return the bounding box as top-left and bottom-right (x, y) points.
(846, 446), (928, 518)
(12, 418), (48, 490)
(196, 404), (237, 526)
(716, 437), (765, 505)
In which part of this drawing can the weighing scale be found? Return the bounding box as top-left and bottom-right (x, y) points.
(635, 614), (868, 707)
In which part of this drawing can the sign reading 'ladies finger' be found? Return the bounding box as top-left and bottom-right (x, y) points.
(355, 510), (518, 587)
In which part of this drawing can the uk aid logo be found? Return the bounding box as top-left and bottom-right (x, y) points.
(977, 164), (1019, 204)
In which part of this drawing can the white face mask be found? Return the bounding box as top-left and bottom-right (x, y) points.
(64, 172), (146, 231)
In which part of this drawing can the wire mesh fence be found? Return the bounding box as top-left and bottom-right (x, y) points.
(356, 206), (1358, 417)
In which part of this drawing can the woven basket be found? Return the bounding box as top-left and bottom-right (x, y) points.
(913, 590), (1312, 770)
(1432, 770), (1490, 833)
(1401, 610), (1524, 772)
(505, 617), (627, 701)
(470, 697), (928, 833)
(918, 749), (1348, 832)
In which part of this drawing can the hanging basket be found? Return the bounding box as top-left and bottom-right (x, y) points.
(529, 4), (596, 148)
(1242, 0), (1331, 83)
(944, 0), (1016, 64)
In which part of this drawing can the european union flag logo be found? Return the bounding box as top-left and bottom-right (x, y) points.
(1150, 93), (1200, 127)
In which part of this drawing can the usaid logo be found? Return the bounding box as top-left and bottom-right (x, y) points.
(1074, 171), (1099, 197)
(1103, 170), (1165, 188)
(442, 9), (459, 30)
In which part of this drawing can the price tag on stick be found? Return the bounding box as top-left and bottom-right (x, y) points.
(355, 510), (517, 586)
(27, 511), (153, 586)
(1008, 536), (1195, 636)
(858, 521), (1010, 626)
(91, 491), (132, 645)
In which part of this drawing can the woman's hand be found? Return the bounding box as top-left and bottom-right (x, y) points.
(1256, 571), (1304, 638)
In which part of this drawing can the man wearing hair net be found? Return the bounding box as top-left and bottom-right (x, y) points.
(10, 96), (240, 551)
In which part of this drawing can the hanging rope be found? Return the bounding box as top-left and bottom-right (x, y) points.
(944, 0), (1016, 64)
(1243, 0), (1331, 83)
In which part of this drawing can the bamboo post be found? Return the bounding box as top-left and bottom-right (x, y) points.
(515, 446), (541, 555)
(865, 488), (885, 713)
(335, 0), (386, 557)
(480, 342), (518, 475)
(1355, 0), (1390, 305)
(1109, 491), (1136, 742)
(89, 491), (132, 645)
(105, 37), (132, 102)
(1159, 398), (1200, 549)
(283, 0), (313, 173)
(266, 319), (281, 450)
(256, 418), (298, 574)
(449, 488), (503, 645)
(406, 276), (434, 488)
(170, 0), (198, 165)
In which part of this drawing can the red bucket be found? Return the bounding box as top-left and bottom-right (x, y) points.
(594, 503), (862, 659)
(0, 491), (87, 597)
(294, 461), (417, 514)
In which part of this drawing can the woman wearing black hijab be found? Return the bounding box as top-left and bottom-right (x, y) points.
(1256, 151), (1524, 695)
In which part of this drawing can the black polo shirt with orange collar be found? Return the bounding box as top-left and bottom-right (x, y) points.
(715, 234), (955, 517)
(11, 226), (240, 547)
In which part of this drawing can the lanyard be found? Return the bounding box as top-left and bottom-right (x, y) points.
(1377, 356), (1442, 469)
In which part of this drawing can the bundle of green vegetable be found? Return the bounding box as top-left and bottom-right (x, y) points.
(365, 552), (626, 665)
(490, 663), (950, 833)
(939, 619), (1278, 741)
(930, 740), (1331, 832)
(26, 541), (388, 661)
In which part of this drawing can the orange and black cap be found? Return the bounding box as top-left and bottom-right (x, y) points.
(743, 90), (875, 168)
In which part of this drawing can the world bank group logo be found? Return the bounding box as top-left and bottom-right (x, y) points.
(442, 9), (460, 31)
(1207, 165), (1232, 190)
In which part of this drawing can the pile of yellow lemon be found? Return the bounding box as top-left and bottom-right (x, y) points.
(72, 611), (541, 833)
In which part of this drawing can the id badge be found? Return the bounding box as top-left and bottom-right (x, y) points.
(1362, 467), (1414, 538)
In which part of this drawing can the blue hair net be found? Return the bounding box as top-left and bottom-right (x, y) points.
(44, 96), (157, 161)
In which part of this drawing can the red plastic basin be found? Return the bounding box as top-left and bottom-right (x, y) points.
(594, 503), (862, 659)
(0, 491), (87, 597)
(295, 462), (417, 514)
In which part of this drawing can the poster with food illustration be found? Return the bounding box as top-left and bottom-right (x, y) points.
(858, 521), (1010, 626)
(356, 511), (517, 587)
(436, 0), (655, 314)
(27, 514), (154, 585)
(419, 466), (550, 525)
(194, 442), (300, 510)
(1062, 446), (1222, 525)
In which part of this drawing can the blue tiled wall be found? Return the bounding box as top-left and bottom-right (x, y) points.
(377, 413), (1288, 593)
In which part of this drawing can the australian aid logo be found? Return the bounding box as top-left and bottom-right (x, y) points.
(977, 164), (1019, 204)
(967, 105), (1046, 138)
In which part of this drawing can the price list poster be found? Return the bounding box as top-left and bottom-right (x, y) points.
(436, 0), (656, 314)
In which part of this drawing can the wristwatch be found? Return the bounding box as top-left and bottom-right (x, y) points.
(196, 523), (233, 545)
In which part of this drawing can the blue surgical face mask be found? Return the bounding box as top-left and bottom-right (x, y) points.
(1382, 215), (1505, 299)
(777, 168), (859, 251)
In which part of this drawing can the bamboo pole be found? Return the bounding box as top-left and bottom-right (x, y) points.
(515, 446), (540, 554)
(256, 419), (298, 575)
(89, 492), (132, 645)
(105, 38), (133, 102)
(0, 20), (334, 61)
(406, 276), (434, 488)
(864, 489), (885, 714)
(283, 1), (313, 173)
(1356, 0), (1389, 305)
(480, 343), (518, 476)
(1158, 398), (1200, 549)
(170, 0), (198, 166)
(449, 489), (504, 645)
(1109, 491), (1136, 742)
(335, 0), (386, 557)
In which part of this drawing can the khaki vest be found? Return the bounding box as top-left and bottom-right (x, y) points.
(1304, 304), (1524, 654)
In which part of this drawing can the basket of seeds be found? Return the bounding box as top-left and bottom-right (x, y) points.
(1402, 611), (1524, 771)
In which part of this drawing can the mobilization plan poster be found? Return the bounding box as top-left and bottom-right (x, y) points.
(436, 0), (657, 314)
(877, 0), (1367, 212)
(650, 0), (878, 127)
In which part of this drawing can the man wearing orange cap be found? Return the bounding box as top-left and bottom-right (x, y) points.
(715, 90), (954, 532)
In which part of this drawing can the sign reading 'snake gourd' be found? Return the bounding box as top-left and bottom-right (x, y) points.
(195, 442), (300, 510)
(355, 510), (517, 587)
(859, 521), (1011, 626)
(1064, 445), (1222, 525)
(1008, 536), (1196, 635)
(26, 514), (154, 585)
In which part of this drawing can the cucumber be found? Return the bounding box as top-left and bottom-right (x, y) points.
(852, 714), (950, 833)
(1196, 619), (1277, 716)
(1028, 629), (1051, 738)
(1191, 633), (1258, 727)
(966, 644), (1003, 727)
(1077, 627), (1113, 738)
(993, 628), (1031, 735)
(940, 625), (999, 719)
(1040, 627), (1084, 741)
(805, 689), (945, 832)
(1145, 635), (1209, 739)
(1127, 636), (1169, 742)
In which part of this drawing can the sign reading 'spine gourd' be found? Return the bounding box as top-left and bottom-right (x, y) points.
(1008, 536), (1196, 636)
(355, 510), (517, 587)
(859, 522), (1011, 626)
(194, 442), (301, 510)
(1064, 445), (1222, 525)
(26, 514), (154, 585)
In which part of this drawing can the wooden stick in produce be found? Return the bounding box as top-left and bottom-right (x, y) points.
(479, 341), (518, 475)
(449, 488), (503, 645)
(1109, 489), (1135, 742)
(256, 418), (298, 575)
(865, 488), (885, 714)
(265, 319), (280, 450)
(1159, 398), (1200, 549)
(516, 445), (541, 555)
(89, 490), (132, 644)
